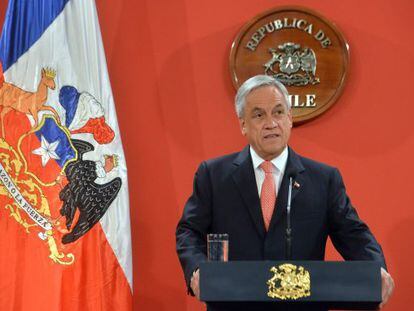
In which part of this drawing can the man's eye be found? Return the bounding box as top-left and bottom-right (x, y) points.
(253, 113), (262, 118)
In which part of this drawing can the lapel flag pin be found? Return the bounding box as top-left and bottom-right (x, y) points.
(294, 181), (301, 189)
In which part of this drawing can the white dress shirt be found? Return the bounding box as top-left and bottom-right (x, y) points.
(250, 146), (289, 198)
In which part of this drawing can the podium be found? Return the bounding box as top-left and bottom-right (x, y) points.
(200, 261), (381, 310)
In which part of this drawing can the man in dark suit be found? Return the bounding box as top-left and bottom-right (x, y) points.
(176, 75), (394, 311)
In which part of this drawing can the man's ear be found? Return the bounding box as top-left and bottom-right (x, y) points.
(239, 118), (247, 136)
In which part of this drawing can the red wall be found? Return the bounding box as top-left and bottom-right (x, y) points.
(1, 1), (413, 310)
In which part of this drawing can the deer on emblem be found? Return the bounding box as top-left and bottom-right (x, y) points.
(0, 68), (61, 137)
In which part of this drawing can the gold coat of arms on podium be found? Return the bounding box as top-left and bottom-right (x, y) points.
(267, 263), (311, 300)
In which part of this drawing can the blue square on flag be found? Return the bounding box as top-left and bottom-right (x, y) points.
(20, 115), (77, 184)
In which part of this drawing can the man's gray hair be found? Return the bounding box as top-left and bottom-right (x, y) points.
(235, 75), (291, 118)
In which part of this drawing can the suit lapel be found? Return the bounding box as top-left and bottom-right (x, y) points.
(288, 149), (306, 203)
(268, 147), (305, 233)
(231, 146), (266, 239)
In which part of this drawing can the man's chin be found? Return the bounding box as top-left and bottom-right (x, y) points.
(260, 148), (284, 160)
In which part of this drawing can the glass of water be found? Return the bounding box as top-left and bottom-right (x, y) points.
(207, 233), (229, 261)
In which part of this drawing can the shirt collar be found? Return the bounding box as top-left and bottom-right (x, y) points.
(250, 145), (289, 173)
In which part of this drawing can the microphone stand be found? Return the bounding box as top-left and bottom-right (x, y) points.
(286, 177), (293, 260)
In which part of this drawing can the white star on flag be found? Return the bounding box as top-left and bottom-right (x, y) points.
(32, 135), (60, 167)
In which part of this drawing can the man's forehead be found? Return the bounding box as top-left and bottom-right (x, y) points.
(247, 86), (285, 101)
(251, 102), (284, 110)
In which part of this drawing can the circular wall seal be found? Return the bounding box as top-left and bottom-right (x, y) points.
(230, 6), (349, 124)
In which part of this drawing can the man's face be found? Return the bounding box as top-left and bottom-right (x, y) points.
(239, 85), (292, 160)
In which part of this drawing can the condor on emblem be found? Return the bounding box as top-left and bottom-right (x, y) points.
(230, 6), (349, 123)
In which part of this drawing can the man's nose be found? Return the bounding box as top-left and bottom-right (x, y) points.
(264, 117), (277, 128)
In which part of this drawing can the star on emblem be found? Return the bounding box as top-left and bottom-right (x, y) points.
(32, 135), (60, 167)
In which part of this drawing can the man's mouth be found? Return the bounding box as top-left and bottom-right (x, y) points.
(263, 134), (280, 139)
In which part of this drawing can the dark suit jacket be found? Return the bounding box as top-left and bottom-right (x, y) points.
(176, 146), (386, 311)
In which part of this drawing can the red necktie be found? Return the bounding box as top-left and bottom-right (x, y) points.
(260, 161), (276, 231)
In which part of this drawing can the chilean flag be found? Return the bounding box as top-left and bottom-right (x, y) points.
(0, 1), (132, 310)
